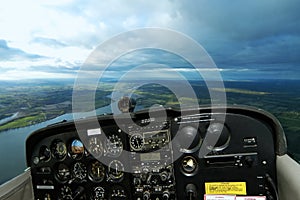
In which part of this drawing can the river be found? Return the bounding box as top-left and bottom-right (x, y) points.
(0, 112), (19, 125)
(0, 104), (114, 184)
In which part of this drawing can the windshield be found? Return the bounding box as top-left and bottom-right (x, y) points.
(0, 0), (299, 184)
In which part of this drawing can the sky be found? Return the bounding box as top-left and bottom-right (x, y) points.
(0, 0), (299, 81)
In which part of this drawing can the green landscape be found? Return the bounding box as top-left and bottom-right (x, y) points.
(0, 80), (299, 161)
(0, 82), (112, 131)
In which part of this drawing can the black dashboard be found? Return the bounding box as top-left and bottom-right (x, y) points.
(26, 106), (286, 200)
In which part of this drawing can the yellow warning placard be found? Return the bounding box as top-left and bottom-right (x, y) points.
(205, 182), (247, 195)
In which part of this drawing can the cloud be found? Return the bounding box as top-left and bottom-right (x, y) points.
(168, 0), (300, 75)
(172, 0), (300, 40)
(0, 70), (76, 81)
(0, 0), (299, 80)
(0, 39), (44, 60)
(31, 37), (67, 48)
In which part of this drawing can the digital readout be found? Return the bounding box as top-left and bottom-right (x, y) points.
(140, 152), (161, 161)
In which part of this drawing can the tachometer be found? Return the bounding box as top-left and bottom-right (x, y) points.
(105, 134), (123, 157)
(88, 160), (105, 183)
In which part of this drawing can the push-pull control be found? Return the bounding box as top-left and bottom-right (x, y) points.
(162, 190), (170, 200)
(143, 191), (150, 200)
(185, 184), (197, 200)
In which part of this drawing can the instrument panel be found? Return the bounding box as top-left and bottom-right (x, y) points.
(26, 106), (285, 200)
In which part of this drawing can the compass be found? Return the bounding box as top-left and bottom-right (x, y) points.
(118, 96), (136, 113)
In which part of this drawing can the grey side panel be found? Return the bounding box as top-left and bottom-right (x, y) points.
(0, 168), (34, 200)
(277, 155), (300, 200)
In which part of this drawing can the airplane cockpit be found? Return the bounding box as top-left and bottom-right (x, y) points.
(1, 0), (300, 199)
(2, 97), (299, 200)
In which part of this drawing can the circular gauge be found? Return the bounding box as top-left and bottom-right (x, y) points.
(118, 96), (135, 113)
(177, 126), (201, 153)
(72, 162), (87, 182)
(87, 136), (104, 158)
(51, 139), (67, 160)
(129, 133), (144, 151)
(106, 134), (123, 157)
(55, 163), (71, 183)
(70, 139), (85, 160)
(93, 187), (105, 200)
(88, 160), (105, 183)
(108, 160), (124, 182)
(206, 123), (230, 151)
(58, 185), (73, 200)
(39, 145), (51, 162)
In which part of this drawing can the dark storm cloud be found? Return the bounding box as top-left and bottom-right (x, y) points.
(172, 0), (300, 75)
(175, 0), (300, 40)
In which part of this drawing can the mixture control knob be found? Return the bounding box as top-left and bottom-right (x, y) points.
(143, 191), (150, 200)
(186, 183), (197, 200)
(162, 191), (170, 200)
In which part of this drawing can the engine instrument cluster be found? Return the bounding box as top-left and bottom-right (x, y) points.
(27, 106), (282, 200)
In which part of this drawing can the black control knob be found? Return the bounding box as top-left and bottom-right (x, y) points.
(133, 177), (141, 186)
(185, 184), (197, 200)
(162, 191), (170, 200)
(160, 170), (169, 182)
(245, 156), (254, 167)
(39, 145), (51, 162)
(141, 173), (148, 182)
(143, 191), (150, 200)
